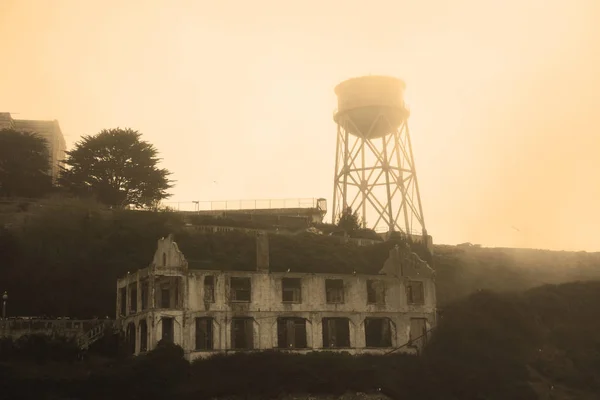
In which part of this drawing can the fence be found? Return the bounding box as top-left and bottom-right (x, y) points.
(0, 318), (110, 337)
(162, 198), (327, 213)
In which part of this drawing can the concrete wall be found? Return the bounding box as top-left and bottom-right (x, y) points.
(183, 271), (435, 314)
(118, 269), (435, 359)
(0, 319), (100, 341)
(0, 112), (67, 182)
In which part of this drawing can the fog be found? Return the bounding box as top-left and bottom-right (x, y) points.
(1, 0), (598, 251)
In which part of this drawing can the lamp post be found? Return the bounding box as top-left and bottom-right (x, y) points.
(2, 291), (7, 319)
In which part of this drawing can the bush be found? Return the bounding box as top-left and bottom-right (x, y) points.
(181, 351), (423, 399)
(350, 228), (383, 241)
(0, 334), (79, 363)
(84, 341), (189, 400)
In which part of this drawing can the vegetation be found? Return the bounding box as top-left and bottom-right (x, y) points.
(59, 128), (173, 208)
(0, 129), (53, 198)
(336, 206), (361, 234)
(0, 334), (79, 363)
(0, 197), (599, 318)
(0, 198), (182, 317)
(332, 207), (383, 241)
(2, 282), (600, 399)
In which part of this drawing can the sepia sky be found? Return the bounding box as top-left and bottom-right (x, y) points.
(1, 0), (599, 251)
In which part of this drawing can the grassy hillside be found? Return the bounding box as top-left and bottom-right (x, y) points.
(2, 281), (600, 399)
(433, 244), (600, 304)
(0, 197), (599, 317)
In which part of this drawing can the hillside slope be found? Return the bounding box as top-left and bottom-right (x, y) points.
(433, 244), (600, 304)
(0, 198), (599, 317)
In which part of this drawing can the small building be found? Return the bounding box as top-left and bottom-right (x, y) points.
(116, 233), (436, 361)
(0, 112), (67, 182)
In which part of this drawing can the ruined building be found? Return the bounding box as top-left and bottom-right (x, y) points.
(0, 112), (67, 182)
(116, 233), (436, 360)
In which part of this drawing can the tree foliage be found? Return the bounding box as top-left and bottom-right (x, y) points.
(59, 128), (173, 208)
(336, 206), (361, 234)
(0, 129), (53, 198)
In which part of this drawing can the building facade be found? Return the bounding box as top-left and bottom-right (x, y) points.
(116, 233), (437, 361)
(0, 112), (67, 182)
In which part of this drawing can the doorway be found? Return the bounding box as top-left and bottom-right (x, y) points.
(162, 317), (174, 343)
(409, 318), (428, 352)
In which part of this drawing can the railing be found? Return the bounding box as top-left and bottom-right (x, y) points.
(0, 197), (328, 214)
(373, 226), (424, 236)
(384, 326), (436, 356)
(161, 198), (327, 213)
(189, 225), (261, 235)
(0, 318), (98, 331)
(77, 321), (115, 349)
(0, 318), (115, 350)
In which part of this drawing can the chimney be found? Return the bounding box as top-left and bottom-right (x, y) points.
(256, 231), (270, 272)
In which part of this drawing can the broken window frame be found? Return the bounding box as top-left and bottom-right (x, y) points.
(281, 278), (302, 303)
(161, 317), (174, 343)
(366, 280), (385, 305)
(204, 276), (215, 303)
(141, 282), (148, 310)
(139, 319), (148, 352)
(160, 287), (171, 308)
(364, 318), (392, 348)
(127, 322), (136, 354)
(130, 285), (138, 313)
(406, 280), (425, 305)
(409, 317), (429, 349)
(277, 317), (307, 349)
(119, 287), (127, 316)
(195, 317), (214, 350)
(230, 277), (252, 303)
(231, 317), (254, 349)
(325, 279), (345, 304)
(322, 317), (351, 348)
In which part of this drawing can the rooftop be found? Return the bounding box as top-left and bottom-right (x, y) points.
(170, 230), (428, 275)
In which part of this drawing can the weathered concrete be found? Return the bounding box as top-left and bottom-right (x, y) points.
(116, 233), (436, 361)
(0, 318), (112, 347)
(0, 112), (67, 182)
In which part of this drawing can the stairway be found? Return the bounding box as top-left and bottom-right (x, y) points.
(76, 320), (117, 350)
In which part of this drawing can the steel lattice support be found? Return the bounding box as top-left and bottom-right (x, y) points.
(332, 111), (426, 235)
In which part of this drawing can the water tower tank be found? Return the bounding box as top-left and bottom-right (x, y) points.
(331, 75), (427, 238)
(333, 75), (409, 139)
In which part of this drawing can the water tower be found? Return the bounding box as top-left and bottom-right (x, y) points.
(332, 75), (427, 238)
